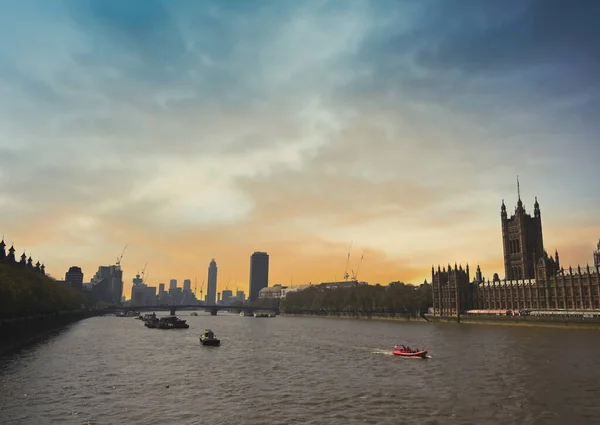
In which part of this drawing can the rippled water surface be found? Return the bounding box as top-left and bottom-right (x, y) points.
(2, 314), (600, 424)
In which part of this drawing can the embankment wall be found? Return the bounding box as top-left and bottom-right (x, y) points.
(0, 309), (99, 354)
(426, 314), (600, 330)
(282, 312), (428, 322)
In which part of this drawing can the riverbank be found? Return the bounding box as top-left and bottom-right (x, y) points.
(282, 312), (428, 322)
(282, 312), (600, 330)
(0, 309), (101, 355)
(426, 314), (600, 330)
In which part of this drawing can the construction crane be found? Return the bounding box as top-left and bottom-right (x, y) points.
(200, 279), (205, 301)
(343, 241), (353, 281)
(351, 254), (364, 282)
(116, 244), (127, 269)
(140, 262), (148, 282)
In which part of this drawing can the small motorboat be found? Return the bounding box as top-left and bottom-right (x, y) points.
(199, 329), (221, 346)
(392, 344), (427, 358)
(190, 312), (198, 316)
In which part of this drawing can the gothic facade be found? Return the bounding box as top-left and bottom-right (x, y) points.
(431, 264), (472, 316)
(501, 194), (545, 280)
(432, 195), (600, 315)
(0, 237), (46, 274)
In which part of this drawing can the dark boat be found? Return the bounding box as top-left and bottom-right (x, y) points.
(199, 329), (220, 346)
(156, 316), (189, 329)
(392, 344), (428, 358)
(145, 317), (159, 328)
(141, 312), (157, 322)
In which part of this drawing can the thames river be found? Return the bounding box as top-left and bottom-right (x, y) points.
(1, 314), (600, 425)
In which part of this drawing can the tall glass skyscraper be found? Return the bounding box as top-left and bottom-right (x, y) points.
(249, 251), (269, 301)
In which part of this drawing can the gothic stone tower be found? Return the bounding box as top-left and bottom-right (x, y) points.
(501, 179), (544, 280)
(594, 240), (600, 268)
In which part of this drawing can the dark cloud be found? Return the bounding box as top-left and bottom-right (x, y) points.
(417, 0), (599, 74)
(352, 0), (599, 128)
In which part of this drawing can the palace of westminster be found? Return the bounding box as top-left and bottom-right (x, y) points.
(432, 188), (600, 315)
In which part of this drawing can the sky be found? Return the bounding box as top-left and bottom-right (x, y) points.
(1, 0), (599, 299)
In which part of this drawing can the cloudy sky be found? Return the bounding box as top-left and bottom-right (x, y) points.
(1, 0), (598, 298)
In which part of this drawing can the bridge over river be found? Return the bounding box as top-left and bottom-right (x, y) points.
(113, 304), (279, 316)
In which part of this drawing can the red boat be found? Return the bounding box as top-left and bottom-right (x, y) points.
(393, 344), (427, 358)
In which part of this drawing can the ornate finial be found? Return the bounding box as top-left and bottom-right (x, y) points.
(517, 175), (521, 200)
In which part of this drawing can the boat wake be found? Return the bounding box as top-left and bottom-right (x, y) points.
(371, 348), (394, 356)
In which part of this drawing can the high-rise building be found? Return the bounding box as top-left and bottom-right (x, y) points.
(221, 289), (233, 305)
(65, 266), (84, 291)
(249, 251), (269, 301)
(183, 279), (191, 292)
(159, 283), (165, 295)
(91, 265), (123, 305)
(207, 259), (217, 305)
(236, 290), (246, 302)
(131, 273), (157, 306)
(169, 279), (177, 291)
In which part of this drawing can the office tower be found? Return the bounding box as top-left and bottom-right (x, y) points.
(90, 265), (123, 305)
(183, 279), (191, 292)
(236, 290), (246, 302)
(249, 251), (269, 301)
(222, 289), (233, 305)
(169, 279), (177, 291)
(65, 266), (84, 291)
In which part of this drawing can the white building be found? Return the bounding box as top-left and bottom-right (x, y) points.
(258, 284), (285, 299)
(280, 285), (311, 298)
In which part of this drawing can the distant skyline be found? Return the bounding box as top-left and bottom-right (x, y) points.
(1, 0), (599, 298)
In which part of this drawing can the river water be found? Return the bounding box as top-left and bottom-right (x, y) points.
(1, 313), (600, 425)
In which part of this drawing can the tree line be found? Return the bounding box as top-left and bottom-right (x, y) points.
(279, 282), (432, 315)
(0, 263), (84, 319)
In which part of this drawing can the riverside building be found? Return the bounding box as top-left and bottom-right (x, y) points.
(432, 191), (600, 316)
